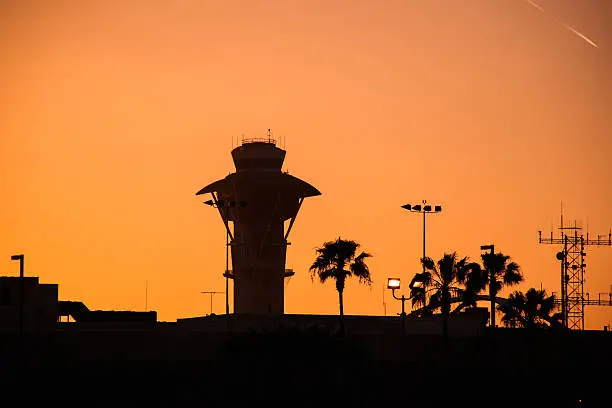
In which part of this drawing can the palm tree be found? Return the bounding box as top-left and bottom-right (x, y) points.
(410, 253), (482, 343)
(498, 288), (561, 329)
(481, 252), (523, 328)
(310, 237), (372, 319)
(409, 253), (484, 315)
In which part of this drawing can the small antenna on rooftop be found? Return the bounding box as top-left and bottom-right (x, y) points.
(382, 283), (387, 316)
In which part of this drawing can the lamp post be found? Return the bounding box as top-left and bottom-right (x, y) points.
(480, 244), (495, 327)
(401, 200), (442, 273)
(203, 198), (246, 315)
(387, 275), (426, 337)
(10, 254), (24, 337)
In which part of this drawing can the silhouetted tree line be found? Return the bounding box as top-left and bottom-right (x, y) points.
(309, 237), (563, 330)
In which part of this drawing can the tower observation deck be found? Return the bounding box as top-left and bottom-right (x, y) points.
(196, 135), (320, 314)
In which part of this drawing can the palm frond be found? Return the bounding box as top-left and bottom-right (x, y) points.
(418, 271), (432, 287)
(411, 287), (426, 307)
(318, 268), (340, 283)
(502, 262), (523, 285)
(421, 257), (436, 272)
(455, 257), (471, 282)
(428, 290), (442, 311)
(350, 252), (372, 285)
(466, 263), (487, 292)
(438, 252), (457, 284)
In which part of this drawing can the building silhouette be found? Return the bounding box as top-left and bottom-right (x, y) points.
(0, 276), (57, 332)
(196, 135), (320, 314)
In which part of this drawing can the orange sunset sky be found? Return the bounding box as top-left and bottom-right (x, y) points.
(2, 0), (611, 328)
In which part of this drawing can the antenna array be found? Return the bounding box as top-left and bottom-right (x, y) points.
(538, 207), (611, 330)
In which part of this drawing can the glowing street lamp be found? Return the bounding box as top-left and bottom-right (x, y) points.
(387, 278), (401, 290)
(387, 274), (427, 336)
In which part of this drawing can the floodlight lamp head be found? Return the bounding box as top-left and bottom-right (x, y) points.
(409, 273), (426, 289)
(423, 205), (432, 212)
(412, 205), (422, 211)
(401, 204), (411, 211)
(434, 205), (442, 212)
(387, 278), (401, 290)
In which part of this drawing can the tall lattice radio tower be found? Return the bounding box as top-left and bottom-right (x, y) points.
(538, 209), (611, 330)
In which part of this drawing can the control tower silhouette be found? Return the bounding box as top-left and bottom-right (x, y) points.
(196, 133), (320, 314)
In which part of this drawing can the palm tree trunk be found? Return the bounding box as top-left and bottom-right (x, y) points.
(442, 288), (450, 356)
(489, 275), (496, 328)
(336, 277), (345, 336)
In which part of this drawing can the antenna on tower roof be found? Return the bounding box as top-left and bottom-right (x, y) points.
(587, 218), (589, 237)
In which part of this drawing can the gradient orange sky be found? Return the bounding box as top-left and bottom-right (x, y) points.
(2, 0), (611, 328)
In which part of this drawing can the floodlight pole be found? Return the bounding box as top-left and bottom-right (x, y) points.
(401, 200), (442, 274)
(422, 207), (426, 272)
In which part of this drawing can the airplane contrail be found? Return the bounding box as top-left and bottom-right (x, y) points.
(563, 24), (599, 49)
(526, 0), (544, 13)
(523, 0), (599, 49)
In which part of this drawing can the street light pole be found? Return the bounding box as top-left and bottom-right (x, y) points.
(391, 289), (407, 337)
(10, 254), (24, 337)
(387, 276), (426, 337)
(480, 244), (495, 327)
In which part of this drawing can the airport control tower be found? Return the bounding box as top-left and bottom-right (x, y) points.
(196, 133), (320, 314)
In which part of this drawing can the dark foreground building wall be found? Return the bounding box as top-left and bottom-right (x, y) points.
(1, 324), (610, 407)
(0, 277), (57, 332)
